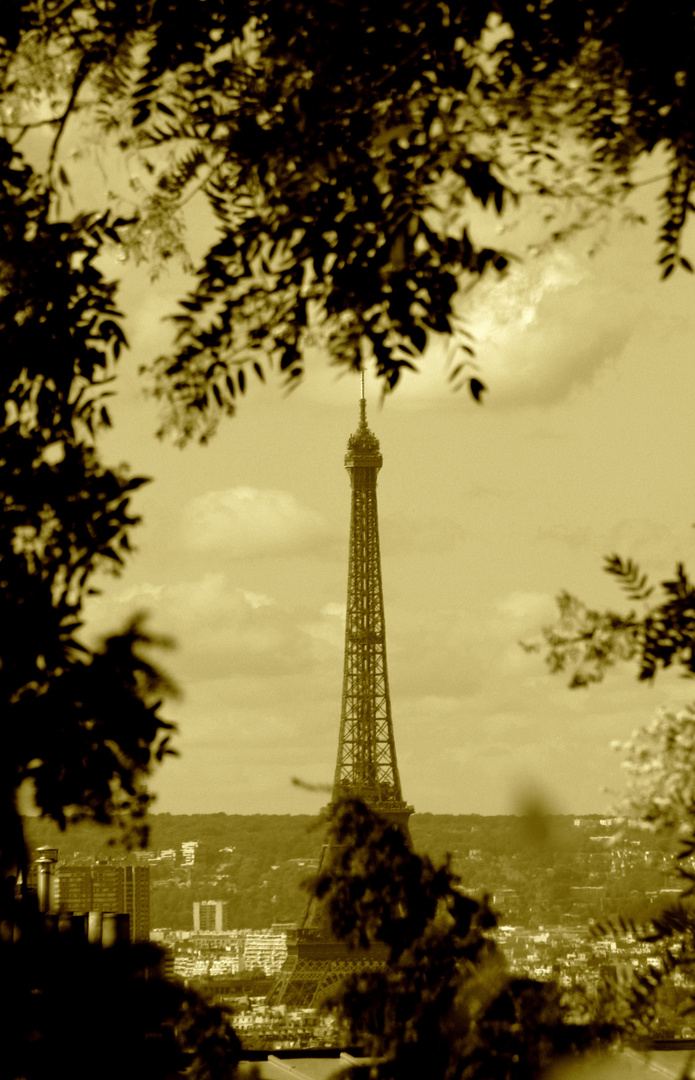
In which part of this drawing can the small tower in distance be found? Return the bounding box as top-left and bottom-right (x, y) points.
(269, 379), (413, 1008)
(334, 374), (412, 830)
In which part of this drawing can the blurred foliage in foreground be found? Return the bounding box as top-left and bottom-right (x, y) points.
(314, 799), (615, 1080)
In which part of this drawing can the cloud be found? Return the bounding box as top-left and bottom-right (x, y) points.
(457, 248), (638, 407)
(240, 590), (274, 609)
(321, 601), (346, 619)
(387, 590), (558, 699)
(495, 590), (557, 624)
(297, 238), (641, 413)
(536, 523), (595, 549)
(181, 486), (330, 557)
(83, 572), (346, 681)
(388, 606), (492, 699)
(606, 517), (687, 570)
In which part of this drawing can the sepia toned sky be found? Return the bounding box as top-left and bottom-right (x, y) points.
(81, 169), (695, 820)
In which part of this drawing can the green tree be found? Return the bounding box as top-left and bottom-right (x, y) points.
(528, 556), (695, 688)
(0, 139), (241, 1076)
(314, 799), (611, 1080)
(612, 701), (695, 834)
(3, 930), (241, 1080)
(0, 141), (176, 896)
(1, 3), (695, 439)
(531, 561), (695, 1032)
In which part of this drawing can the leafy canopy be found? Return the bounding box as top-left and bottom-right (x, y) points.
(7, 5), (685, 1069)
(314, 800), (613, 1080)
(0, 138), (176, 890)
(3, 931), (241, 1080)
(1, 1), (693, 443)
(528, 555), (695, 688)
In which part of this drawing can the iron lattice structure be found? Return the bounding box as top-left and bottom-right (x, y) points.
(333, 397), (411, 825)
(269, 396), (413, 1009)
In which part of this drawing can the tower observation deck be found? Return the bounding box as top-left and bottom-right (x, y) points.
(269, 385), (413, 1008)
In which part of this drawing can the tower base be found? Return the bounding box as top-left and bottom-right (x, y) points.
(268, 805), (411, 1009)
(268, 939), (389, 1009)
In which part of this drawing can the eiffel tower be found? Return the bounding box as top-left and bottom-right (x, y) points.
(269, 377), (413, 1008)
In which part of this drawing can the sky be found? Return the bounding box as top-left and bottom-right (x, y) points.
(77, 162), (695, 820)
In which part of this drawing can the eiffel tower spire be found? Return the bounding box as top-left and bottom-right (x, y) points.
(268, 387), (413, 1008)
(333, 385), (412, 828)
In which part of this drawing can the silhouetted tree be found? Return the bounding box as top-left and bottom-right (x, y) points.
(3, 930), (241, 1080)
(528, 556), (695, 688)
(0, 3), (694, 438)
(314, 800), (612, 1080)
(0, 108), (245, 1080)
(0, 140), (177, 899)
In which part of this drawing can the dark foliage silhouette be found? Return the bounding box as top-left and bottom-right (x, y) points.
(0, 3), (692, 439)
(2, 913), (241, 1080)
(0, 140), (177, 895)
(529, 556), (695, 687)
(314, 800), (613, 1080)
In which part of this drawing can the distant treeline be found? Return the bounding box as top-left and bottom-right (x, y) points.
(24, 812), (324, 863)
(24, 811), (614, 855)
(23, 812), (671, 931)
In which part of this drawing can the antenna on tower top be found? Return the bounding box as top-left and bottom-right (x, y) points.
(359, 367), (366, 426)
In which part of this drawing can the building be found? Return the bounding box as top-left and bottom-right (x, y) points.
(56, 862), (151, 942)
(194, 899), (227, 932)
(126, 866), (151, 942)
(56, 865), (93, 912)
(181, 841), (199, 866)
(242, 930), (288, 975)
(92, 864), (126, 913)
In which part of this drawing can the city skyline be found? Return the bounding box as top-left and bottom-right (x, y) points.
(80, 179), (695, 820)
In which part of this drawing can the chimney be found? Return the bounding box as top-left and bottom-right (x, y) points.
(35, 847), (58, 913)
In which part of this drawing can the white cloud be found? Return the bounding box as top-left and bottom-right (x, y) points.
(296, 251), (633, 413)
(114, 582), (165, 604)
(181, 486), (330, 557)
(457, 248), (637, 407)
(321, 601), (346, 619)
(496, 591), (557, 623)
(240, 589), (274, 609)
(84, 572), (344, 682)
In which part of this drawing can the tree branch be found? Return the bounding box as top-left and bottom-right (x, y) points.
(38, 0), (88, 23)
(46, 54), (92, 183)
(175, 153), (227, 211)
